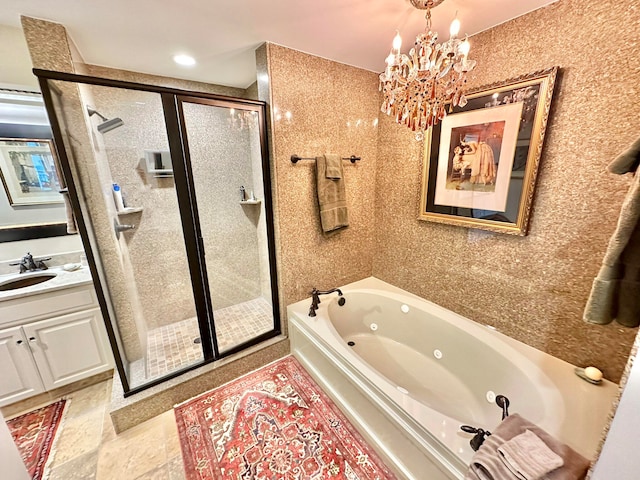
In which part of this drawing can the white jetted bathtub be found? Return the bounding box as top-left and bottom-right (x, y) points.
(288, 277), (618, 480)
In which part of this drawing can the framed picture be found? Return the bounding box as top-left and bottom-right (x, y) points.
(0, 138), (63, 206)
(419, 67), (558, 235)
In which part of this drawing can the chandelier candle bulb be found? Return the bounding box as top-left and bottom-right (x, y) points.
(449, 17), (461, 38)
(460, 39), (470, 57)
(392, 31), (402, 55)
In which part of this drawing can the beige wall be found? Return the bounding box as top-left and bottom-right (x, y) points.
(263, 44), (381, 310)
(373, 0), (639, 382)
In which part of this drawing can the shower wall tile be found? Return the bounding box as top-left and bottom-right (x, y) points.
(262, 44), (381, 310)
(86, 85), (267, 329)
(372, 0), (639, 383)
(87, 86), (198, 330)
(20, 17), (74, 73)
(184, 102), (263, 309)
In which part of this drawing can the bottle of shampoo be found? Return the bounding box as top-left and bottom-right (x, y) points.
(112, 183), (125, 212)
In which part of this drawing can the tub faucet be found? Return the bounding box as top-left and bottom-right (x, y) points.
(308, 288), (343, 317)
(9, 252), (50, 273)
(496, 394), (510, 420)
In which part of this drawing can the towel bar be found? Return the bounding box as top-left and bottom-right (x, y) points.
(291, 154), (361, 164)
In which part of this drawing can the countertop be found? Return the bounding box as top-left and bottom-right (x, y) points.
(0, 266), (94, 302)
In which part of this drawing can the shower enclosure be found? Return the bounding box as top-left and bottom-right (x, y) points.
(35, 70), (280, 394)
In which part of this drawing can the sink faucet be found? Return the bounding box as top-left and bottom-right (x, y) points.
(9, 252), (51, 274)
(309, 288), (343, 317)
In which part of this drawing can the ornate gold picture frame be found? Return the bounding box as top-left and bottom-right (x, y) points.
(419, 67), (558, 235)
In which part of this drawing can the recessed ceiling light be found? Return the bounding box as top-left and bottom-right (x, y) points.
(173, 54), (196, 66)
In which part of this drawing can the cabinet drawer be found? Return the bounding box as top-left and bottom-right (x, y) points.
(0, 285), (97, 327)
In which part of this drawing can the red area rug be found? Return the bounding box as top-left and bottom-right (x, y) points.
(6, 399), (68, 480)
(175, 356), (397, 479)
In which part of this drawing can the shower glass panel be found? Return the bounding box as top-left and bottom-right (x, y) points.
(180, 99), (275, 353)
(37, 70), (280, 396)
(42, 79), (206, 390)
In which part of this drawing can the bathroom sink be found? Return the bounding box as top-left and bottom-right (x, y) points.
(0, 272), (57, 291)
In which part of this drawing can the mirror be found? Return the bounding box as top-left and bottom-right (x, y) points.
(0, 87), (71, 242)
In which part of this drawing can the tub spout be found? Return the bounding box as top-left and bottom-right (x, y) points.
(308, 287), (343, 317)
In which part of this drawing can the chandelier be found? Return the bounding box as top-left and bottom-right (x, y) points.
(380, 0), (476, 139)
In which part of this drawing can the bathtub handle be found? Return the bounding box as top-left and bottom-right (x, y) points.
(496, 395), (510, 420)
(460, 425), (492, 451)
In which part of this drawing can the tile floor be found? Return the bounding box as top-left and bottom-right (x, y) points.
(5, 379), (185, 480)
(146, 297), (273, 379)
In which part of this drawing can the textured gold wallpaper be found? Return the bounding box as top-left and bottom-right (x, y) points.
(373, 0), (640, 382)
(264, 44), (382, 308)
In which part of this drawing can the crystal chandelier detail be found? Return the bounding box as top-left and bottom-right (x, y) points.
(380, 0), (477, 139)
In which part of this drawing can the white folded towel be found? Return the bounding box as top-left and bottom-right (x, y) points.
(498, 429), (564, 480)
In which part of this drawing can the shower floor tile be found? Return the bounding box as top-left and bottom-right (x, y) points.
(145, 297), (273, 379)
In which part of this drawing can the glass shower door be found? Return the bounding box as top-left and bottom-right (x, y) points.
(177, 97), (279, 354)
(37, 69), (280, 395)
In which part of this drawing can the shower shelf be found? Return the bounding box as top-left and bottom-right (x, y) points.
(117, 207), (143, 215)
(240, 199), (261, 205)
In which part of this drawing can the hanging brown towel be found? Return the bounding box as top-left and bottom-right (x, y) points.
(584, 137), (640, 327)
(316, 154), (348, 233)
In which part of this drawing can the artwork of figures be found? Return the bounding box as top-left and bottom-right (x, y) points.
(419, 67), (558, 235)
(447, 122), (504, 192)
(0, 138), (63, 206)
(433, 102), (523, 213)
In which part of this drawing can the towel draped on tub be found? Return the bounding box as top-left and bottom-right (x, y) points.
(584, 136), (640, 327)
(316, 154), (349, 233)
(466, 414), (590, 480)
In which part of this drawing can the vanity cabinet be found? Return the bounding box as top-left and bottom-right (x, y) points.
(0, 327), (44, 405)
(0, 283), (113, 407)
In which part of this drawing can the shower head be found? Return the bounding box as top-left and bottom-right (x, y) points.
(97, 117), (124, 134)
(87, 107), (124, 134)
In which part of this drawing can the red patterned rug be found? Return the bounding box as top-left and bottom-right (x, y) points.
(175, 356), (397, 479)
(6, 399), (68, 480)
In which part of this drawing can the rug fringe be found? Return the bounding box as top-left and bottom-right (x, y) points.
(172, 354), (292, 409)
(41, 398), (71, 480)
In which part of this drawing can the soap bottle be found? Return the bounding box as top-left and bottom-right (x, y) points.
(112, 183), (125, 211)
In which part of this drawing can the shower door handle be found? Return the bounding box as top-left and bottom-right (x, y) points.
(114, 219), (136, 239)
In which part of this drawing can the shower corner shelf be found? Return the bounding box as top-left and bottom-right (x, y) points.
(240, 199), (261, 205)
(117, 207), (143, 215)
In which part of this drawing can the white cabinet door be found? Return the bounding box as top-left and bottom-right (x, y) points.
(23, 309), (112, 390)
(0, 327), (45, 407)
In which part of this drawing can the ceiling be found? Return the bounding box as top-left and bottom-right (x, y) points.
(0, 0), (557, 89)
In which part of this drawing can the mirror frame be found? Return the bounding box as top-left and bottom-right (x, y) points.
(0, 222), (69, 242)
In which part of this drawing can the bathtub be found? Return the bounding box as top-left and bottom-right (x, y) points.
(288, 277), (618, 480)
